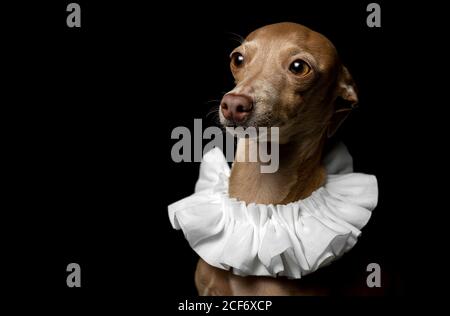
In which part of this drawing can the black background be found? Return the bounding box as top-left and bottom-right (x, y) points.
(5, 0), (445, 311)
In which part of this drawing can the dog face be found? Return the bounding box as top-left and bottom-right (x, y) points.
(219, 22), (358, 142)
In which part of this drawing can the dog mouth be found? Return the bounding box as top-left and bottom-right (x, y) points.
(221, 116), (258, 129)
(222, 120), (250, 128)
(220, 117), (280, 130)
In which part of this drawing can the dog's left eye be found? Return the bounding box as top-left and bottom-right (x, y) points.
(289, 59), (311, 75)
(231, 52), (244, 67)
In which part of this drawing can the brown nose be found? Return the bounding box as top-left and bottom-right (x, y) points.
(220, 93), (253, 123)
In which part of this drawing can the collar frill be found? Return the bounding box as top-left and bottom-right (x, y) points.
(168, 143), (378, 279)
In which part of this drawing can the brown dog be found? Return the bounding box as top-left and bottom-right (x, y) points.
(195, 22), (359, 295)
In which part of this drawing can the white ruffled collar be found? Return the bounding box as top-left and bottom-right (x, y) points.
(168, 143), (378, 279)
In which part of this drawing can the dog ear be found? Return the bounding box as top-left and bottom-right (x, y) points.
(327, 66), (358, 137)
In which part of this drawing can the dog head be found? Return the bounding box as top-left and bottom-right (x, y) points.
(219, 22), (358, 143)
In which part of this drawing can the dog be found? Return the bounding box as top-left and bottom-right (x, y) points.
(195, 22), (363, 296)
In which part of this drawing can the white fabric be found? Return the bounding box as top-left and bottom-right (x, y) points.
(168, 143), (378, 279)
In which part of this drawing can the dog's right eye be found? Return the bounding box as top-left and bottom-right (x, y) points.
(231, 52), (244, 67)
(289, 59), (311, 76)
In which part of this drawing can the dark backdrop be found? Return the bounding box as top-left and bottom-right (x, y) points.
(7, 0), (441, 308)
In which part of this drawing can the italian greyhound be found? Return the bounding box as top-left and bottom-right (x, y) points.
(196, 22), (359, 295)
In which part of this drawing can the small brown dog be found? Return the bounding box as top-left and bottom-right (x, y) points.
(195, 22), (359, 295)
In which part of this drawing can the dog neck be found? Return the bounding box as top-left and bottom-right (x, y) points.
(229, 136), (326, 205)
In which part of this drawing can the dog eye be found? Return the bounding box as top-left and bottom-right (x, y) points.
(231, 52), (244, 67)
(289, 59), (311, 75)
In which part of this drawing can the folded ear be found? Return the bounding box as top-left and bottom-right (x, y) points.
(327, 66), (359, 137)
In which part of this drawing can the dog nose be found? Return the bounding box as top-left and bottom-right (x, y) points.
(220, 93), (253, 123)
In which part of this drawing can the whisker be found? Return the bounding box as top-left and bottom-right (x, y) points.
(226, 32), (244, 45)
(205, 106), (219, 119)
(204, 99), (222, 104)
